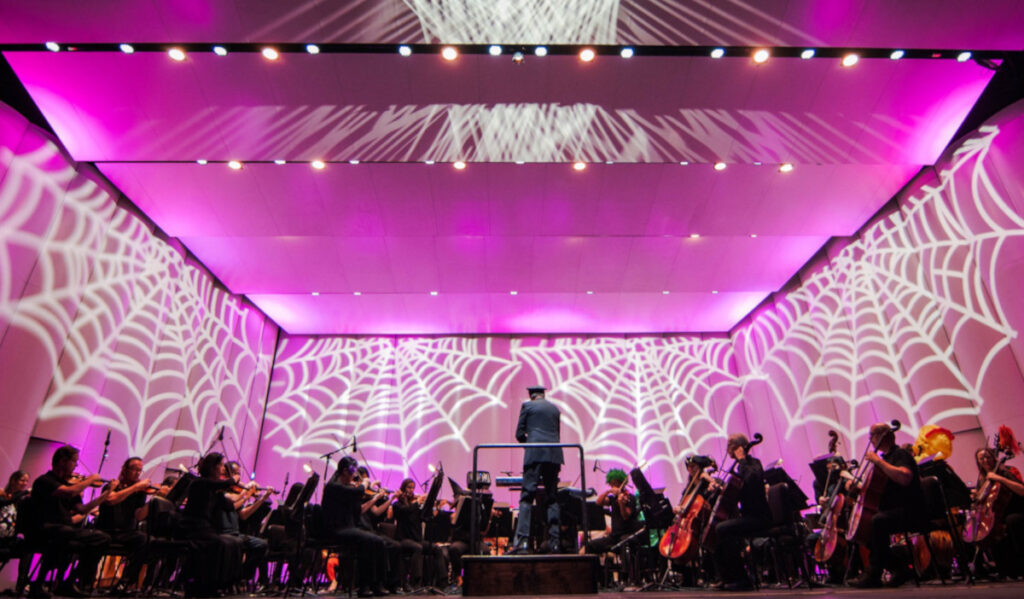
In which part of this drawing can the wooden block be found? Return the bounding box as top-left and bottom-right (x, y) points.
(462, 554), (599, 596)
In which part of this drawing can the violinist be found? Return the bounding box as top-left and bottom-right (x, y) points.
(354, 466), (402, 592)
(584, 469), (640, 555)
(392, 478), (445, 590)
(710, 433), (769, 591)
(974, 447), (1024, 578)
(322, 456), (389, 597)
(219, 461), (271, 590)
(846, 422), (925, 588)
(95, 457), (151, 593)
(28, 445), (112, 598)
(1, 471), (30, 595)
(178, 453), (243, 597)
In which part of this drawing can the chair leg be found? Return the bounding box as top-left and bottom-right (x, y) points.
(902, 533), (921, 587)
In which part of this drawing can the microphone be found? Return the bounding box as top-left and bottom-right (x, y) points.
(104, 429), (111, 446)
(218, 425), (225, 442)
(352, 436), (357, 453)
(592, 460), (599, 472)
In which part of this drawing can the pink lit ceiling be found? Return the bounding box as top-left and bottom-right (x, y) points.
(2, 1), (1017, 334)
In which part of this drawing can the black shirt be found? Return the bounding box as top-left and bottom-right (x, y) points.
(97, 489), (146, 532)
(322, 481), (364, 531)
(607, 490), (641, 536)
(32, 471), (79, 526)
(878, 446), (925, 512)
(393, 500), (423, 542)
(736, 456), (770, 521)
(182, 478), (235, 528)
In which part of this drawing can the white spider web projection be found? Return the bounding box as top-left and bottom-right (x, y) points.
(261, 336), (519, 485)
(0, 127), (277, 474)
(403, 0), (620, 44)
(732, 123), (1023, 458)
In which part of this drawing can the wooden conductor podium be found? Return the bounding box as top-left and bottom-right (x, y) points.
(462, 554), (600, 596)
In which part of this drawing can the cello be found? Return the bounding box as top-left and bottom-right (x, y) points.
(813, 431), (855, 563)
(659, 459), (715, 561)
(700, 433), (763, 548)
(963, 426), (1021, 543)
(845, 420), (901, 545)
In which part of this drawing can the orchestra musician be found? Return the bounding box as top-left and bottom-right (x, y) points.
(846, 422), (926, 588)
(974, 447), (1024, 578)
(392, 478), (445, 590)
(1, 470), (31, 595)
(322, 455), (388, 597)
(583, 468), (641, 555)
(220, 461), (272, 590)
(28, 445), (112, 598)
(710, 433), (770, 591)
(178, 453), (244, 597)
(95, 457), (151, 593)
(510, 385), (563, 555)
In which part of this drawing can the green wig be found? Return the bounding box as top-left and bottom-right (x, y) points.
(606, 468), (628, 485)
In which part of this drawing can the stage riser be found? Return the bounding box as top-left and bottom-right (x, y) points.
(463, 555), (599, 596)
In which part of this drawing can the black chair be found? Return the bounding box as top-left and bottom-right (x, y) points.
(750, 482), (813, 589)
(897, 476), (973, 586)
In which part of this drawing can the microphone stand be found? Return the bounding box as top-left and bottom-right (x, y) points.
(319, 439), (355, 501)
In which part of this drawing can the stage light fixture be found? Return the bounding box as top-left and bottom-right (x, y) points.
(710, 47), (725, 59)
(398, 45), (412, 57)
(349, 159), (360, 165)
(779, 163), (794, 173)
(713, 161), (727, 171)
(690, 233), (700, 239)
(957, 51), (972, 62)
(679, 161), (689, 166)
(605, 161), (614, 165)
(842, 53), (859, 67)
(534, 46), (548, 57)
(752, 48), (770, 63)
(586, 290), (594, 295)
(228, 160), (243, 170)
(261, 47), (279, 61)
(453, 161), (467, 170)
(800, 49), (815, 59)
(489, 45), (502, 56)
(510, 291), (518, 295)
(753, 161), (762, 166)
(45, 41), (61, 52)
(515, 161), (525, 165)
(441, 46), (458, 61)
(306, 44), (320, 55)
(168, 48), (186, 61)
(890, 49), (905, 60)
(512, 51), (524, 64)
(213, 45), (228, 56)
(196, 159), (208, 165)
(573, 161), (586, 171)
(662, 290), (670, 295)
(303, 463), (313, 473)
(750, 233), (758, 238)
(712, 290), (719, 294)
(579, 48), (596, 62)
(119, 43), (135, 54)
(429, 291), (439, 296)
(425, 160), (435, 165)
(311, 291), (320, 296)
(620, 47), (634, 59)
(274, 159), (286, 165)
(353, 291), (361, 296)
(311, 160), (326, 170)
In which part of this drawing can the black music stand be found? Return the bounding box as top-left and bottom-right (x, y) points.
(165, 472), (196, 507)
(764, 466), (809, 510)
(629, 467), (674, 529)
(919, 458), (971, 508)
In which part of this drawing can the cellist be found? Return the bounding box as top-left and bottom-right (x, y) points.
(710, 433), (770, 591)
(973, 447), (1024, 577)
(846, 422), (925, 588)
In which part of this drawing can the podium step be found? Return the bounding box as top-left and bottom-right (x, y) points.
(462, 554), (600, 596)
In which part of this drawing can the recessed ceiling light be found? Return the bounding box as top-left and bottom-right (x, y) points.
(752, 48), (770, 63)
(750, 233), (758, 238)
(690, 233), (700, 239)
(424, 160), (435, 165)
(662, 290), (670, 295)
(168, 48), (186, 61)
(710, 47), (725, 59)
(586, 290), (594, 295)
(227, 160), (243, 170)
(714, 161), (727, 171)
(311, 160), (326, 170)
(119, 43), (135, 54)
(441, 46), (458, 61)
(45, 41), (60, 52)
(398, 45), (412, 57)
(573, 161), (586, 171)
(213, 45), (228, 56)
(274, 159), (286, 165)
(429, 291), (439, 296)
(605, 161), (614, 165)
(620, 47), (634, 59)
(311, 291), (320, 296)
(957, 51), (972, 62)
(779, 163), (794, 173)
(753, 161), (762, 166)
(712, 290), (719, 294)
(579, 48), (596, 62)
(800, 49), (815, 59)
(305, 44), (320, 55)
(196, 159), (208, 165)
(489, 45), (502, 56)
(509, 291), (518, 295)
(679, 161), (689, 166)
(514, 160), (525, 165)
(534, 46), (548, 57)
(890, 49), (905, 60)
(453, 161), (467, 170)
(261, 47), (279, 61)
(842, 53), (859, 67)
(349, 159), (360, 165)
(353, 291), (361, 296)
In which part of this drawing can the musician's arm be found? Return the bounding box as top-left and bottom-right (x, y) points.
(872, 458), (912, 486)
(988, 471), (1024, 496)
(515, 404), (529, 443)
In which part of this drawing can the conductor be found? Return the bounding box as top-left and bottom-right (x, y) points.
(510, 385), (564, 554)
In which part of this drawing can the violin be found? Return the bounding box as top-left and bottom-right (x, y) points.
(69, 473), (111, 488)
(845, 420), (900, 544)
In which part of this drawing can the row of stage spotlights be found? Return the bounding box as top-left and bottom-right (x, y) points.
(38, 41), (978, 65)
(204, 159), (795, 173)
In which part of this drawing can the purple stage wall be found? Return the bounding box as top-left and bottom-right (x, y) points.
(2, 98), (1024, 501)
(0, 103), (278, 481)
